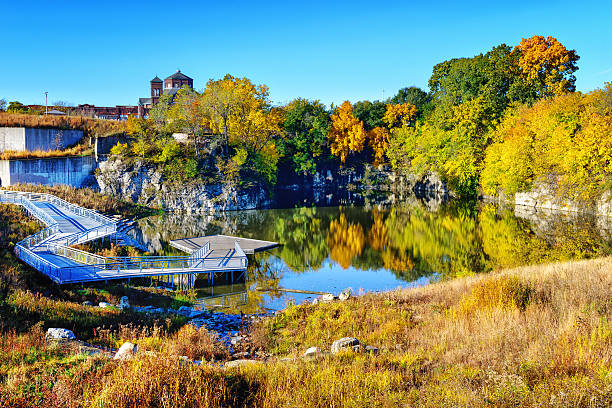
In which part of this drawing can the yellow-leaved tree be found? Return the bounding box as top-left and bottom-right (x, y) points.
(328, 101), (367, 164)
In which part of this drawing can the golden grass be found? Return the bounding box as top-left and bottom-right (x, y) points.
(0, 144), (92, 160)
(0, 112), (126, 137)
(1, 257), (611, 407)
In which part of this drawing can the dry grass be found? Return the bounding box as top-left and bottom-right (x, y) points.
(0, 112), (126, 137)
(0, 257), (611, 407)
(0, 144), (92, 160)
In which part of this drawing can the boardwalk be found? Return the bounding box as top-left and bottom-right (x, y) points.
(170, 235), (279, 255)
(0, 190), (250, 286)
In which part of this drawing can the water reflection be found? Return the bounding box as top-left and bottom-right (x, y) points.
(128, 198), (612, 312)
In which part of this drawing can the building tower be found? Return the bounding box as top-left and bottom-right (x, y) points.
(150, 76), (163, 105)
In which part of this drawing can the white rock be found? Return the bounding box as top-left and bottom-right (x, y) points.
(338, 289), (351, 301)
(303, 346), (321, 357)
(114, 342), (138, 360)
(98, 302), (111, 308)
(46, 328), (76, 340)
(321, 293), (335, 303)
(331, 337), (360, 354)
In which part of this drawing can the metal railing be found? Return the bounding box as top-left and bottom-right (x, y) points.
(234, 241), (248, 268)
(18, 224), (60, 249)
(46, 243), (107, 266)
(3, 189), (249, 285)
(60, 222), (117, 246)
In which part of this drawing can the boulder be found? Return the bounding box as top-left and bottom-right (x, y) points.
(365, 345), (379, 354)
(321, 293), (335, 303)
(118, 296), (130, 309)
(114, 342), (138, 360)
(338, 289), (351, 301)
(303, 346), (323, 360)
(98, 302), (111, 308)
(331, 337), (360, 354)
(46, 328), (76, 340)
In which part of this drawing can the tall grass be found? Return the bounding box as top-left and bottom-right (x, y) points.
(0, 144), (92, 160)
(0, 112), (126, 137)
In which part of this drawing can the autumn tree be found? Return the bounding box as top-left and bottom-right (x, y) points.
(383, 103), (417, 129)
(514, 35), (580, 97)
(200, 74), (283, 183)
(328, 101), (367, 164)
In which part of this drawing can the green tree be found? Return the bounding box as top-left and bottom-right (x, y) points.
(6, 101), (28, 113)
(353, 100), (386, 130)
(282, 98), (331, 174)
(389, 87), (431, 117)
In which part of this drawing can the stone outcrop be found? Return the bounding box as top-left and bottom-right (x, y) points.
(513, 179), (612, 217)
(96, 159), (270, 213)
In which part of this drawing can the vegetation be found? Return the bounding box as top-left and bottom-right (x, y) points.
(97, 34), (606, 204)
(1, 253), (610, 406)
(0, 112), (126, 138)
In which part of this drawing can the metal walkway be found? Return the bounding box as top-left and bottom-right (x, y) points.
(0, 190), (248, 286)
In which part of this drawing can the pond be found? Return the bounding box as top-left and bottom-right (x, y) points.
(129, 195), (612, 313)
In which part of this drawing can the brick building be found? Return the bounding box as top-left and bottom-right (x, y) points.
(139, 70), (194, 117)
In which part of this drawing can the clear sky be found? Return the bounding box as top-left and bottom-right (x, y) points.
(2, 0), (611, 108)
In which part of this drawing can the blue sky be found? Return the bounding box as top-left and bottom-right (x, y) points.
(2, 0), (611, 108)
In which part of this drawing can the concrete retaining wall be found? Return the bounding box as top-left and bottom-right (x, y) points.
(94, 134), (130, 160)
(0, 156), (97, 188)
(0, 127), (84, 152)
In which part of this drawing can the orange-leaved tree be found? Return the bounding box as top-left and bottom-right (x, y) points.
(383, 103), (417, 129)
(368, 127), (390, 165)
(514, 35), (579, 97)
(328, 101), (367, 164)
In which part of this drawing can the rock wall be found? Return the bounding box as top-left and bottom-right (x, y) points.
(96, 159), (270, 213)
(513, 180), (612, 217)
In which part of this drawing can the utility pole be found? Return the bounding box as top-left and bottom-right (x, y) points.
(44, 91), (48, 115)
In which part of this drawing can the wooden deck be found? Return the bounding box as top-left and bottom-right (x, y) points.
(169, 234), (279, 255)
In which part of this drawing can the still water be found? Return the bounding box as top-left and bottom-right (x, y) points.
(130, 197), (612, 312)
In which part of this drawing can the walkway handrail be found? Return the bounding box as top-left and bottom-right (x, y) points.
(61, 222), (117, 246)
(2, 189), (249, 285)
(235, 241), (248, 268)
(46, 243), (108, 267)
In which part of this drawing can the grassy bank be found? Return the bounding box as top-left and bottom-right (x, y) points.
(1, 255), (610, 407)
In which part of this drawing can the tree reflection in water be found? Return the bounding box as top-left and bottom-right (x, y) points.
(135, 198), (612, 312)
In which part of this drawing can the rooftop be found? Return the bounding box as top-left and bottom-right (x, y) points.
(165, 69), (192, 81)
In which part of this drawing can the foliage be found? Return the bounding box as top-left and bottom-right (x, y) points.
(328, 101), (367, 164)
(514, 35), (580, 97)
(367, 126), (391, 166)
(281, 98), (331, 174)
(383, 102), (417, 129)
(353, 100), (386, 130)
(388, 86), (431, 116)
(481, 84), (612, 200)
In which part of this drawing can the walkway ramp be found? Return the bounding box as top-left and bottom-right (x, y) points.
(0, 190), (249, 286)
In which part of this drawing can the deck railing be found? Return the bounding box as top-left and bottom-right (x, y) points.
(3, 189), (249, 285)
